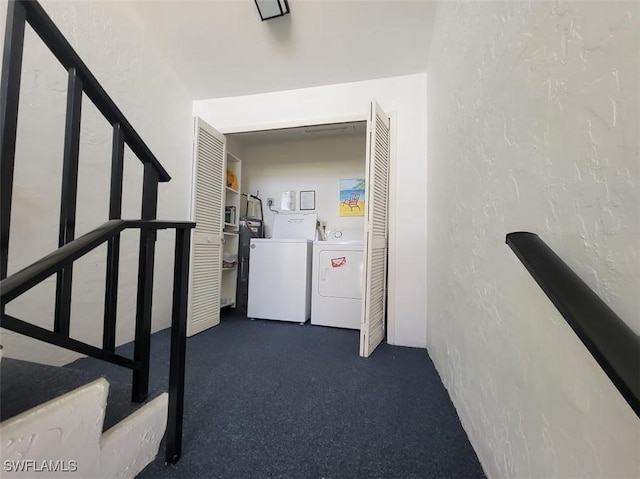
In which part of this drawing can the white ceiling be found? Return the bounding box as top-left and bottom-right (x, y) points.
(125, 0), (438, 100)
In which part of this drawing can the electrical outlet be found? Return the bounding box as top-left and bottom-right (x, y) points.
(267, 198), (274, 207)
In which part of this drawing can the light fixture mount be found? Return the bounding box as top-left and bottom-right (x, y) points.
(255, 0), (290, 21)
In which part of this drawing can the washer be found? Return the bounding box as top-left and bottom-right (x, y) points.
(311, 232), (364, 329)
(247, 213), (317, 323)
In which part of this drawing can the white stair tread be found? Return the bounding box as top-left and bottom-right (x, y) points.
(1, 378), (167, 478)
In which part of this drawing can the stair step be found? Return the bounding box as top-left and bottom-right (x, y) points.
(1, 377), (168, 479)
(0, 357), (161, 431)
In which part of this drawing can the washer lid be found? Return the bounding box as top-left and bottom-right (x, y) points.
(272, 213), (317, 240)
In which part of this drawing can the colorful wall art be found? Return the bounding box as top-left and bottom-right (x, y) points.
(339, 178), (365, 217)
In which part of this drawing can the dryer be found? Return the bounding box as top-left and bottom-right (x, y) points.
(311, 230), (364, 329)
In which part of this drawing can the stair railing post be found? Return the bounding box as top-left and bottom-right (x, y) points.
(1, 0), (27, 289)
(166, 226), (191, 464)
(103, 123), (125, 351)
(132, 164), (158, 403)
(54, 67), (83, 336)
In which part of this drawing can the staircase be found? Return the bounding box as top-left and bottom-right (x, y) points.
(1, 359), (168, 478)
(1, 0), (194, 472)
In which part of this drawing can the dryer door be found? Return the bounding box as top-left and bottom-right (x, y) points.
(318, 249), (363, 300)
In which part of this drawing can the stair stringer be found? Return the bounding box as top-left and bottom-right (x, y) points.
(0, 378), (168, 478)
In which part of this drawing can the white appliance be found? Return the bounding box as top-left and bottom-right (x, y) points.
(311, 229), (364, 329)
(247, 213), (317, 323)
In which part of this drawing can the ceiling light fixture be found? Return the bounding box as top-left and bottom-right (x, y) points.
(255, 0), (290, 21)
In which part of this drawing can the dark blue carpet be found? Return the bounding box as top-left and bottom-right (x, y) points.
(69, 311), (485, 479)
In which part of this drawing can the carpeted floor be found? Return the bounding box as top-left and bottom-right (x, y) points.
(69, 310), (485, 479)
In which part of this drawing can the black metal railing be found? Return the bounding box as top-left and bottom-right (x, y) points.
(506, 232), (640, 417)
(1, 0), (194, 464)
(0, 220), (194, 463)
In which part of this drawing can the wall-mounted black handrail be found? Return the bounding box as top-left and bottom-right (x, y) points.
(1, 219), (195, 464)
(506, 232), (640, 417)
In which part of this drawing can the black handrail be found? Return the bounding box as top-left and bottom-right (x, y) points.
(1, 219), (195, 463)
(1, 313), (141, 370)
(1, 220), (193, 304)
(1, 0), (170, 286)
(1, 0), (195, 465)
(506, 232), (640, 417)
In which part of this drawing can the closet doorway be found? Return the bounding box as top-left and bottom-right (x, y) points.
(188, 102), (391, 357)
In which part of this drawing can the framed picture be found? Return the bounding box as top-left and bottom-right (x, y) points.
(300, 190), (316, 210)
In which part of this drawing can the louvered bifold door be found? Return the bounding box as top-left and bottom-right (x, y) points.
(187, 118), (226, 337)
(359, 101), (390, 358)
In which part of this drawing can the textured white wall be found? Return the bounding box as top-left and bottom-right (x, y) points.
(239, 134), (366, 238)
(0, 1), (194, 364)
(194, 73), (428, 348)
(427, 1), (639, 478)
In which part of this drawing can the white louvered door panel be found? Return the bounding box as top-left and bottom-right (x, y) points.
(360, 101), (390, 358)
(187, 118), (226, 337)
